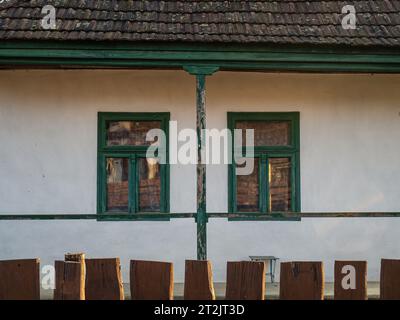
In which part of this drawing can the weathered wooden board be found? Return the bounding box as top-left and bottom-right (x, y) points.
(65, 252), (85, 262)
(280, 261), (324, 300)
(85, 258), (124, 300)
(130, 260), (174, 300)
(54, 261), (85, 300)
(334, 261), (367, 300)
(0, 259), (40, 300)
(184, 260), (215, 300)
(380, 259), (400, 300)
(225, 261), (265, 300)
(63, 252), (86, 299)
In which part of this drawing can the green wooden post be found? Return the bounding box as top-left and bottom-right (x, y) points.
(196, 73), (207, 260)
(184, 66), (219, 260)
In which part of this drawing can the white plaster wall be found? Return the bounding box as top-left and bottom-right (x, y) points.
(0, 69), (399, 283)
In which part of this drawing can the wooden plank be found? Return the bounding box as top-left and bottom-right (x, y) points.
(280, 261), (324, 300)
(334, 261), (367, 300)
(54, 261), (85, 300)
(130, 260), (173, 300)
(2, 41), (400, 73)
(65, 252), (85, 262)
(184, 260), (215, 300)
(2, 212), (400, 221)
(380, 259), (400, 300)
(64, 252), (86, 299)
(0, 259), (40, 300)
(85, 258), (124, 300)
(225, 261), (265, 300)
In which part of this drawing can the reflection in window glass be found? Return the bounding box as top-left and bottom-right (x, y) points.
(236, 120), (291, 146)
(138, 158), (161, 212)
(106, 120), (161, 146)
(106, 158), (129, 212)
(236, 159), (259, 212)
(269, 158), (291, 212)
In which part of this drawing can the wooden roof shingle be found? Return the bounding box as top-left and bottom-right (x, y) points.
(0, 0), (399, 47)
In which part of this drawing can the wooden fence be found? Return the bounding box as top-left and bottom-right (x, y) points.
(0, 255), (399, 300)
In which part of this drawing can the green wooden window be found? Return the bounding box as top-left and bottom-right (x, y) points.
(228, 112), (300, 213)
(97, 112), (170, 215)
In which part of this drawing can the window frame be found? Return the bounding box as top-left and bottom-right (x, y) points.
(228, 112), (300, 214)
(97, 112), (170, 217)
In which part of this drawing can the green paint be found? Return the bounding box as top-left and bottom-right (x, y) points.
(1, 212), (400, 221)
(1, 41), (400, 73)
(0, 213), (193, 221)
(196, 73), (207, 261)
(183, 66), (220, 260)
(228, 112), (300, 216)
(183, 65), (219, 76)
(97, 112), (170, 217)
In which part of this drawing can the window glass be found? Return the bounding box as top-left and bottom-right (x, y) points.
(236, 158), (259, 212)
(269, 158), (291, 212)
(106, 120), (161, 146)
(138, 158), (161, 212)
(235, 120), (291, 146)
(106, 158), (129, 211)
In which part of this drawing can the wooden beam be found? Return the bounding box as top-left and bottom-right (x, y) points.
(184, 66), (218, 260)
(184, 260), (215, 300)
(1, 41), (400, 73)
(0, 259), (40, 300)
(2, 211), (400, 221)
(225, 261), (265, 300)
(334, 261), (367, 300)
(130, 260), (174, 300)
(196, 73), (207, 260)
(0, 213), (194, 221)
(280, 261), (324, 300)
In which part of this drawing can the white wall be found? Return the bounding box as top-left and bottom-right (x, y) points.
(0, 69), (399, 283)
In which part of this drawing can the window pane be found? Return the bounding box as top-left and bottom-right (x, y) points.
(269, 158), (291, 212)
(236, 120), (290, 146)
(236, 158), (259, 212)
(138, 158), (161, 212)
(106, 120), (161, 146)
(106, 158), (129, 212)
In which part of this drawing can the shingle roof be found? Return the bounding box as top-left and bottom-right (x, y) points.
(0, 0), (400, 47)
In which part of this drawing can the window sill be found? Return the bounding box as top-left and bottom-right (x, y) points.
(96, 212), (193, 221)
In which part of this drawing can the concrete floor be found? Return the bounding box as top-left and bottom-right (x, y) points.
(42, 282), (380, 300)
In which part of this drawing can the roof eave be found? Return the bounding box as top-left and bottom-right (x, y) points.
(1, 40), (400, 73)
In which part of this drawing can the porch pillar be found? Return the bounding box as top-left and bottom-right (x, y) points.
(184, 66), (219, 260)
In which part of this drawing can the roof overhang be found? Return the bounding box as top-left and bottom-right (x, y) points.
(1, 40), (400, 73)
